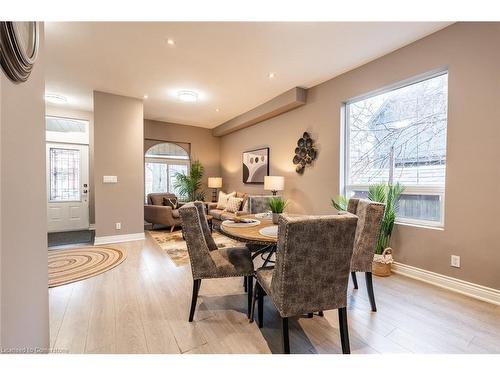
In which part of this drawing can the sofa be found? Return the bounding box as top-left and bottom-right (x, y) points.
(208, 192), (275, 228)
(144, 193), (184, 232)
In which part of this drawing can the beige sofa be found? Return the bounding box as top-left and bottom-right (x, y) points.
(144, 193), (184, 232)
(208, 193), (275, 228)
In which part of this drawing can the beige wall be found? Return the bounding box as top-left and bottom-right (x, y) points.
(144, 120), (220, 198)
(0, 24), (49, 349)
(94, 92), (144, 238)
(220, 23), (500, 289)
(46, 106), (95, 224)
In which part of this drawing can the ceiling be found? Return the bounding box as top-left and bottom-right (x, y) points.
(45, 22), (451, 129)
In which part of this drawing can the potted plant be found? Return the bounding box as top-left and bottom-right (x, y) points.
(268, 197), (289, 224)
(368, 183), (404, 276)
(173, 160), (206, 202)
(331, 182), (404, 276)
(331, 195), (349, 211)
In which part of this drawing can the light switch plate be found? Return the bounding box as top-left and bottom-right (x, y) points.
(451, 255), (460, 268)
(103, 175), (118, 183)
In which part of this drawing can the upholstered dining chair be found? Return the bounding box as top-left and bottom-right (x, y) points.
(346, 198), (385, 312)
(251, 213), (358, 354)
(179, 202), (255, 322)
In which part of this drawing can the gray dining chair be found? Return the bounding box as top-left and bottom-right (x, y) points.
(347, 198), (385, 312)
(179, 202), (255, 321)
(251, 213), (358, 354)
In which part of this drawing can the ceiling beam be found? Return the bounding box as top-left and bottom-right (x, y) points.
(212, 87), (307, 137)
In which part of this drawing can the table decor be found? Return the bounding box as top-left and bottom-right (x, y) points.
(222, 218), (261, 228)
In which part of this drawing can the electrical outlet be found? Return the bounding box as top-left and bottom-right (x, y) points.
(115, 222), (121, 230)
(451, 255), (460, 268)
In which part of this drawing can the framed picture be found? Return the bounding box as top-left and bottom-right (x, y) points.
(242, 147), (269, 184)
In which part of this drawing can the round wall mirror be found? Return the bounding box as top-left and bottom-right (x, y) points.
(0, 21), (39, 82)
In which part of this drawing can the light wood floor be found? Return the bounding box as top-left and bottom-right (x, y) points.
(49, 232), (500, 354)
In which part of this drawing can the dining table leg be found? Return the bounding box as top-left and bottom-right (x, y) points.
(262, 245), (277, 267)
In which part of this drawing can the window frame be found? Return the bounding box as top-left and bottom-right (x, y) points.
(144, 142), (191, 201)
(46, 115), (90, 145)
(341, 70), (448, 229)
(144, 157), (190, 196)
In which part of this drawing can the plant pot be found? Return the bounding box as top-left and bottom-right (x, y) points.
(272, 213), (279, 225)
(372, 248), (393, 277)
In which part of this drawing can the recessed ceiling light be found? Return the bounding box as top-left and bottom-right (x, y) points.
(167, 38), (175, 46)
(178, 90), (198, 103)
(215, 108), (220, 112)
(143, 94), (149, 99)
(45, 93), (67, 104)
(268, 72), (276, 79)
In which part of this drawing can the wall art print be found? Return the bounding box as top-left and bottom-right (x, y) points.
(242, 147), (269, 184)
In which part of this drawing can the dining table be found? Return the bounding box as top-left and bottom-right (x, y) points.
(220, 214), (278, 266)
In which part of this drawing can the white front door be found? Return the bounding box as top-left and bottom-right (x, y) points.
(46, 143), (89, 232)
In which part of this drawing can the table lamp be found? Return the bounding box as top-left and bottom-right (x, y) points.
(208, 177), (223, 202)
(264, 176), (285, 196)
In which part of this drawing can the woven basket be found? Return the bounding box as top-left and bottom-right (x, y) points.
(372, 248), (393, 277)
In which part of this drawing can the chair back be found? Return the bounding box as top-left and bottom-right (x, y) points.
(248, 195), (274, 213)
(179, 202), (217, 279)
(270, 213), (358, 317)
(347, 198), (385, 272)
(192, 201), (218, 251)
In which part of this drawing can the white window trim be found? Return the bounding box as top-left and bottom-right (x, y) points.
(144, 158), (190, 201)
(345, 185), (445, 228)
(46, 115), (90, 145)
(340, 70), (448, 229)
(145, 157), (190, 165)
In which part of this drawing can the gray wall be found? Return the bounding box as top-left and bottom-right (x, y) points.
(0, 24), (49, 349)
(94, 92), (144, 238)
(220, 23), (500, 289)
(144, 119), (220, 198)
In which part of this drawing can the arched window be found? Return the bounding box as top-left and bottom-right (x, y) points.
(144, 143), (190, 199)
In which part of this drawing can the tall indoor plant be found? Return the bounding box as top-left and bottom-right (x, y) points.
(331, 182), (404, 276)
(173, 160), (206, 202)
(367, 183), (404, 276)
(368, 183), (405, 254)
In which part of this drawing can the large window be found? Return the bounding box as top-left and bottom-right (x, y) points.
(344, 72), (448, 227)
(144, 143), (190, 200)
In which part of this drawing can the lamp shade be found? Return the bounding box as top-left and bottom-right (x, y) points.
(208, 177), (223, 188)
(264, 176), (285, 192)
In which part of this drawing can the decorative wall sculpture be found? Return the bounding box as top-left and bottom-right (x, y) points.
(0, 22), (39, 83)
(242, 147), (269, 184)
(293, 132), (317, 174)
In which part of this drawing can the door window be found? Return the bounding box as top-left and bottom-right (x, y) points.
(49, 147), (81, 201)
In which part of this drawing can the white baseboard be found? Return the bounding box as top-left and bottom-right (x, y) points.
(392, 262), (500, 306)
(94, 232), (145, 245)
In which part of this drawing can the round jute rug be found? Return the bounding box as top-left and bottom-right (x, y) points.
(48, 247), (126, 288)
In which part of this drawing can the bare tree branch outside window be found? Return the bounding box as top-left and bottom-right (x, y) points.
(345, 73), (448, 224)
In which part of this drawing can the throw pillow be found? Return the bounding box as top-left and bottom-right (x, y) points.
(224, 197), (244, 213)
(216, 191), (236, 210)
(163, 197), (178, 209)
(236, 192), (249, 211)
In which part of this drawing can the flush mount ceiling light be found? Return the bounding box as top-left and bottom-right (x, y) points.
(215, 108), (220, 112)
(143, 94), (149, 99)
(44, 93), (67, 104)
(166, 38), (175, 46)
(268, 72), (276, 79)
(177, 90), (198, 103)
